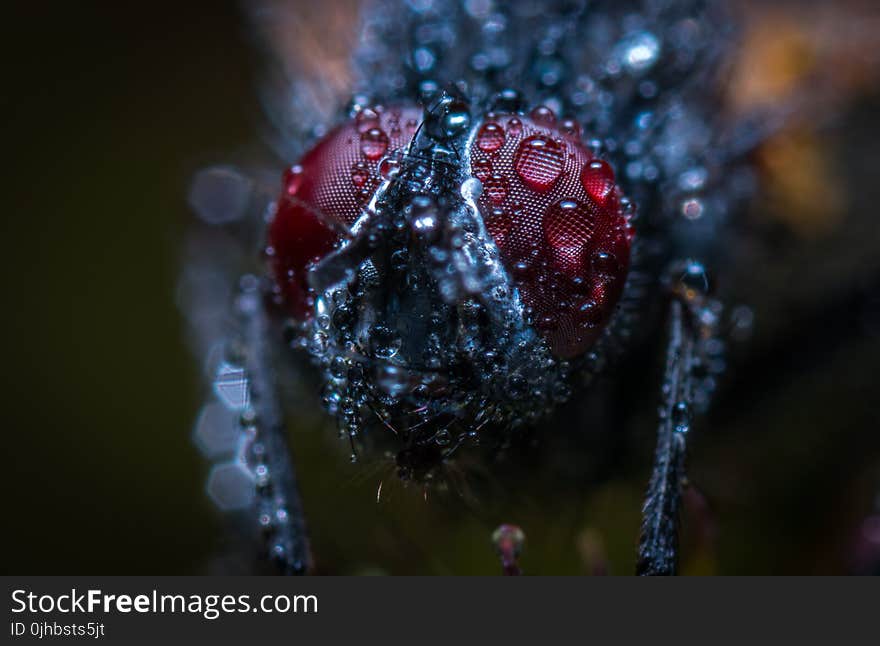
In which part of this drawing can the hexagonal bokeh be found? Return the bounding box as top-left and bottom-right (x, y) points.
(193, 401), (240, 459)
(206, 461), (255, 511)
(187, 166), (253, 225)
(213, 361), (249, 410)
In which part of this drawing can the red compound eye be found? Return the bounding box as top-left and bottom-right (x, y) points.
(470, 108), (633, 359)
(269, 103), (633, 360)
(268, 106), (422, 318)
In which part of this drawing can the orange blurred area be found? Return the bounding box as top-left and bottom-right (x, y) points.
(728, 0), (880, 237)
(730, 0), (880, 113)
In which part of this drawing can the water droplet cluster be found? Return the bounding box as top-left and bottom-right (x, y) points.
(267, 105), (423, 319)
(268, 94), (581, 478)
(257, 0), (755, 479)
(352, 0), (744, 255)
(469, 108), (632, 358)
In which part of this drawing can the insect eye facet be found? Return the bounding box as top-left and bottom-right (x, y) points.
(469, 110), (633, 359)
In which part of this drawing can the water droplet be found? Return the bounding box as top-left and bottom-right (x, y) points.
(678, 167), (708, 191)
(330, 356), (348, 379)
(471, 157), (493, 181)
(413, 46), (436, 72)
(534, 56), (565, 87)
(577, 300), (602, 328)
(672, 401), (691, 432)
(512, 260), (531, 279)
(507, 117), (523, 136)
(355, 107), (380, 133)
(580, 159), (616, 204)
(483, 174), (508, 205)
(543, 199), (595, 253)
(254, 463), (269, 486)
(491, 88), (524, 113)
(413, 212), (439, 236)
(679, 261), (709, 297)
(435, 99), (471, 138)
(369, 324), (402, 359)
(461, 177), (483, 201)
(570, 275), (588, 293)
(591, 250), (619, 276)
(331, 305), (355, 334)
(360, 128), (389, 160)
(492, 524), (525, 556)
(530, 105), (556, 125)
(507, 374), (528, 399)
(476, 121), (506, 153)
(418, 79), (440, 103)
(470, 51), (490, 71)
(412, 383), (430, 406)
(379, 157), (401, 180)
(282, 165), (304, 196)
(351, 162), (371, 188)
(730, 305), (755, 342)
(619, 31), (660, 73)
(377, 364), (409, 397)
(390, 249), (408, 271)
(514, 136), (564, 191)
(681, 198), (704, 220)
(560, 119), (581, 139)
(409, 195), (440, 238)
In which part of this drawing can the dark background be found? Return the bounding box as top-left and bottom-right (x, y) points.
(3, 2), (879, 574)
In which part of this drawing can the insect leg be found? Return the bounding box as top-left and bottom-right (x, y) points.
(236, 280), (311, 575)
(637, 262), (721, 575)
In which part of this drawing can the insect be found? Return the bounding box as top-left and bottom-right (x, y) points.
(183, 0), (788, 575)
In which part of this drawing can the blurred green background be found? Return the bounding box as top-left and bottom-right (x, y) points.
(3, 1), (879, 575)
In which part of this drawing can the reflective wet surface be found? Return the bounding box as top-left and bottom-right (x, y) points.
(4, 1), (880, 574)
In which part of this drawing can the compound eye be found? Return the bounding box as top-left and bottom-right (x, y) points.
(268, 106), (422, 318)
(470, 108), (634, 359)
